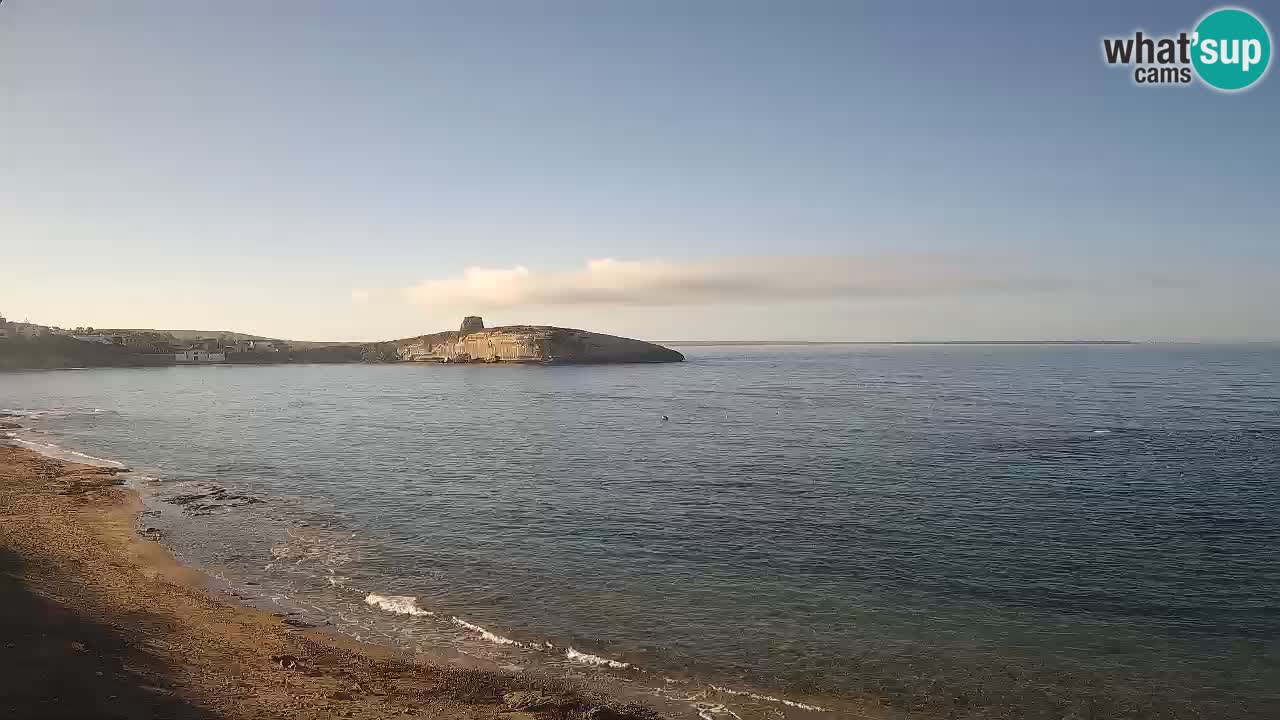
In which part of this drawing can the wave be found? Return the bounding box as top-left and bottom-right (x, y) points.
(450, 616), (527, 647)
(695, 703), (743, 720)
(565, 647), (633, 669)
(364, 593), (435, 617)
(709, 685), (825, 712)
(5, 437), (128, 468)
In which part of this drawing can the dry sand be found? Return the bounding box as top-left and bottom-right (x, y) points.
(0, 445), (658, 720)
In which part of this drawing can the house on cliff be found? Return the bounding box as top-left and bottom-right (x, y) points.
(175, 348), (226, 363)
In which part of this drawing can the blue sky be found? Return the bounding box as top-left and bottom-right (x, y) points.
(1, 1), (1277, 340)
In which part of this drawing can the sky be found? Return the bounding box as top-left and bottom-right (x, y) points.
(1, 0), (1277, 341)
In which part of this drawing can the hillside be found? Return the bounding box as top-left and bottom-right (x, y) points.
(0, 336), (171, 370)
(106, 329), (278, 342)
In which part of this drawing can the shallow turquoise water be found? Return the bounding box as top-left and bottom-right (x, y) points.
(3, 344), (1278, 718)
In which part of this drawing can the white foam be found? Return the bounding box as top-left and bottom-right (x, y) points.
(364, 594), (434, 617)
(695, 703), (743, 720)
(450, 616), (523, 646)
(565, 647), (633, 669)
(709, 685), (825, 712)
(7, 437), (127, 468)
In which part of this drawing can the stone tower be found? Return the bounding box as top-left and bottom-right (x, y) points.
(459, 316), (485, 335)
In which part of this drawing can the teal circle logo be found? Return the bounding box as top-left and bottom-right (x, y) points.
(1192, 8), (1271, 91)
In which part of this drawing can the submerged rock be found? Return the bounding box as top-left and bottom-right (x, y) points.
(156, 481), (263, 516)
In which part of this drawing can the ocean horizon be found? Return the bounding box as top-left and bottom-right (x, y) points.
(3, 343), (1278, 719)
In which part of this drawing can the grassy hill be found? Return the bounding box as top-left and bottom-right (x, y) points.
(104, 329), (278, 342)
(0, 336), (171, 370)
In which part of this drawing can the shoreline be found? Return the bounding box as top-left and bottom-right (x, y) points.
(0, 443), (663, 720)
(0, 432), (851, 720)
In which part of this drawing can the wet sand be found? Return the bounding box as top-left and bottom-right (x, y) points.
(0, 445), (657, 720)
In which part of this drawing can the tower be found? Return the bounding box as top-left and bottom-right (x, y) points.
(459, 316), (485, 335)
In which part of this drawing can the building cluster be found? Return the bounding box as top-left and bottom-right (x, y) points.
(172, 337), (285, 363)
(0, 314), (286, 363)
(0, 315), (74, 340)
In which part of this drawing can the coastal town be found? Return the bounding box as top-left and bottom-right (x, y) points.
(0, 312), (286, 364)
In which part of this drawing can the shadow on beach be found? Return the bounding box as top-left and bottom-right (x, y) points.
(0, 547), (216, 720)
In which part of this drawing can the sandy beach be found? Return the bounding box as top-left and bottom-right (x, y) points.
(0, 444), (658, 720)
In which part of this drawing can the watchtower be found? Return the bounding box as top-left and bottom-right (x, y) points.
(459, 316), (485, 335)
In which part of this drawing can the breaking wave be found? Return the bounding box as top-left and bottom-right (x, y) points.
(695, 703), (744, 720)
(565, 647), (633, 669)
(450, 616), (531, 647)
(5, 436), (128, 468)
(364, 594), (435, 617)
(710, 685), (825, 712)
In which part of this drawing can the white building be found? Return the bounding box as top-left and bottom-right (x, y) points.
(249, 340), (279, 352)
(175, 349), (226, 363)
(12, 322), (46, 338)
(73, 335), (116, 345)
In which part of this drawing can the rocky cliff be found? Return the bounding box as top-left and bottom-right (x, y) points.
(394, 317), (683, 364)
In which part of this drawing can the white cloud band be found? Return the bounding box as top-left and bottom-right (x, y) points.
(403, 257), (1065, 309)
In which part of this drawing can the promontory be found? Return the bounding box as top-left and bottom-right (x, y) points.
(392, 317), (684, 364)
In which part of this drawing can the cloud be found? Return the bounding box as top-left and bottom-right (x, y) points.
(403, 257), (1068, 309)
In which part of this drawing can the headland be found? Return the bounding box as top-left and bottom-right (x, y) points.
(0, 316), (683, 369)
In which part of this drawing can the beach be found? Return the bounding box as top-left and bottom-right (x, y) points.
(0, 444), (657, 720)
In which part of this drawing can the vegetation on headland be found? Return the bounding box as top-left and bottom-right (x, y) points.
(0, 315), (683, 368)
(0, 334), (397, 371)
(0, 335), (171, 370)
(0, 313), (408, 369)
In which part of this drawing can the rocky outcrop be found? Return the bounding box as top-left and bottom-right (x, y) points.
(458, 316), (486, 335)
(395, 317), (683, 364)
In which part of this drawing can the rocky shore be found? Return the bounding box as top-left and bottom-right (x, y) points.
(0, 444), (661, 720)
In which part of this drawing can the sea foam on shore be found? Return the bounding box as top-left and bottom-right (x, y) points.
(364, 593), (435, 617)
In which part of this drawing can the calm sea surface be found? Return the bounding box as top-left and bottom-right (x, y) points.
(3, 345), (1278, 719)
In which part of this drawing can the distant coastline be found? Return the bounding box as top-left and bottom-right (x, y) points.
(0, 316), (683, 370)
(660, 340), (1139, 346)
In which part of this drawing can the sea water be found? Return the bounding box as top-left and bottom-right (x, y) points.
(2, 344), (1278, 719)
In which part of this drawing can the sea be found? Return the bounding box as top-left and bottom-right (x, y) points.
(2, 344), (1278, 720)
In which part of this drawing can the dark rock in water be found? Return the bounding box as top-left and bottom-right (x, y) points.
(157, 481), (263, 516)
(0, 421), (22, 430)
